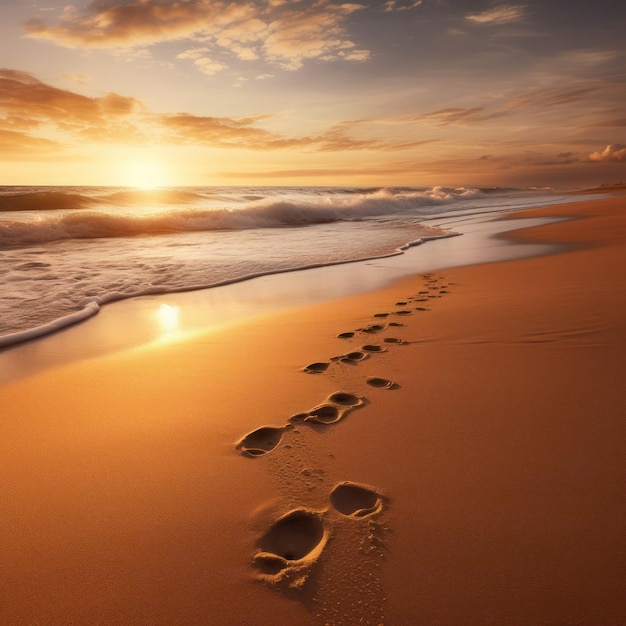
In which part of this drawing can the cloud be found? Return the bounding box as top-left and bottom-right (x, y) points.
(588, 144), (626, 163)
(24, 0), (371, 73)
(384, 1), (422, 12)
(505, 84), (601, 109)
(589, 118), (626, 128)
(312, 120), (436, 151)
(157, 112), (432, 151)
(0, 68), (146, 147)
(0, 68), (142, 123)
(24, 0), (235, 48)
(465, 4), (526, 26)
(0, 129), (61, 156)
(1, 68), (435, 154)
(157, 112), (312, 149)
(413, 107), (508, 126)
(262, 3), (368, 70)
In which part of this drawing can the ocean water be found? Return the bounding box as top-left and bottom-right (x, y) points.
(0, 185), (571, 348)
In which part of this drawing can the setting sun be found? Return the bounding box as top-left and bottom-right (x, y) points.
(124, 160), (167, 189)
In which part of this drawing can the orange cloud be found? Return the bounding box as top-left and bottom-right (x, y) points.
(157, 113), (431, 151)
(413, 107), (508, 126)
(0, 68), (147, 147)
(505, 84), (601, 109)
(24, 0), (236, 48)
(0, 129), (60, 157)
(0, 69), (142, 123)
(157, 112), (312, 149)
(1, 68), (432, 153)
(384, 1), (422, 12)
(588, 144), (626, 163)
(24, 0), (370, 73)
(465, 4), (526, 26)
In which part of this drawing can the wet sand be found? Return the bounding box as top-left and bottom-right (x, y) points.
(1, 195), (624, 624)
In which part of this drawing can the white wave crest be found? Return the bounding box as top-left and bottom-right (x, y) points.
(0, 187), (481, 248)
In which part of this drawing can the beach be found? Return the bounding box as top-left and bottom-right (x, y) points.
(1, 194), (624, 624)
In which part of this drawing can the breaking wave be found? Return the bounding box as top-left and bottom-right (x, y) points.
(0, 186), (482, 247)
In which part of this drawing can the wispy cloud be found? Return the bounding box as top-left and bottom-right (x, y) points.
(465, 4), (526, 26)
(589, 117), (626, 128)
(0, 69), (142, 123)
(384, 0), (423, 12)
(411, 107), (508, 126)
(0, 68), (429, 154)
(505, 84), (601, 109)
(0, 129), (61, 157)
(24, 0), (371, 73)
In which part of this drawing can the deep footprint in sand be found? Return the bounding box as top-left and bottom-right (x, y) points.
(337, 331), (355, 339)
(290, 392), (365, 425)
(362, 344), (387, 353)
(303, 361), (329, 374)
(253, 509), (328, 589)
(330, 482), (384, 518)
(373, 312), (390, 318)
(361, 324), (386, 334)
(335, 350), (369, 364)
(236, 425), (293, 457)
(383, 337), (405, 344)
(366, 376), (399, 390)
(327, 391), (363, 406)
(291, 404), (341, 425)
(395, 310), (412, 316)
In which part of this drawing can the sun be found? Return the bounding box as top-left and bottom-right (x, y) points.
(125, 161), (167, 189)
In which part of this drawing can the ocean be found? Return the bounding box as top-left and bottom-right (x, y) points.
(0, 185), (574, 348)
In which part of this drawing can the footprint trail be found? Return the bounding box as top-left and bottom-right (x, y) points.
(232, 272), (456, 623)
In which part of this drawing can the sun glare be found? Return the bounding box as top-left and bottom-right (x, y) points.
(125, 161), (166, 189)
(155, 303), (181, 338)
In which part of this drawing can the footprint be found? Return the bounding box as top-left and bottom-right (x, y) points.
(290, 392), (366, 425)
(303, 362), (329, 374)
(388, 322), (405, 327)
(236, 425), (293, 457)
(395, 301), (407, 306)
(373, 312), (390, 318)
(253, 509), (329, 589)
(362, 344), (387, 353)
(336, 350), (369, 363)
(291, 404), (341, 425)
(394, 310), (412, 316)
(383, 337), (405, 344)
(337, 331), (355, 339)
(327, 391), (363, 406)
(366, 376), (399, 390)
(330, 482), (384, 518)
(362, 324), (386, 334)
(415, 307), (430, 311)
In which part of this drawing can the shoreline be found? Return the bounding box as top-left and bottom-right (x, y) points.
(0, 189), (587, 359)
(1, 195), (624, 623)
(1, 211), (567, 385)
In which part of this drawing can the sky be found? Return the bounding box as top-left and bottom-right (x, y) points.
(0, 0), (625, 188)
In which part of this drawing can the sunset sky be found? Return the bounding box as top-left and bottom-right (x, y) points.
(1, 0), (624, 188)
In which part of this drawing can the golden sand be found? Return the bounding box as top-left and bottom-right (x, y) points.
(1, 195), (624, 624)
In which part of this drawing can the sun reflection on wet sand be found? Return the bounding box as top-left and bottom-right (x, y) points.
(155, 303), (181, 340)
